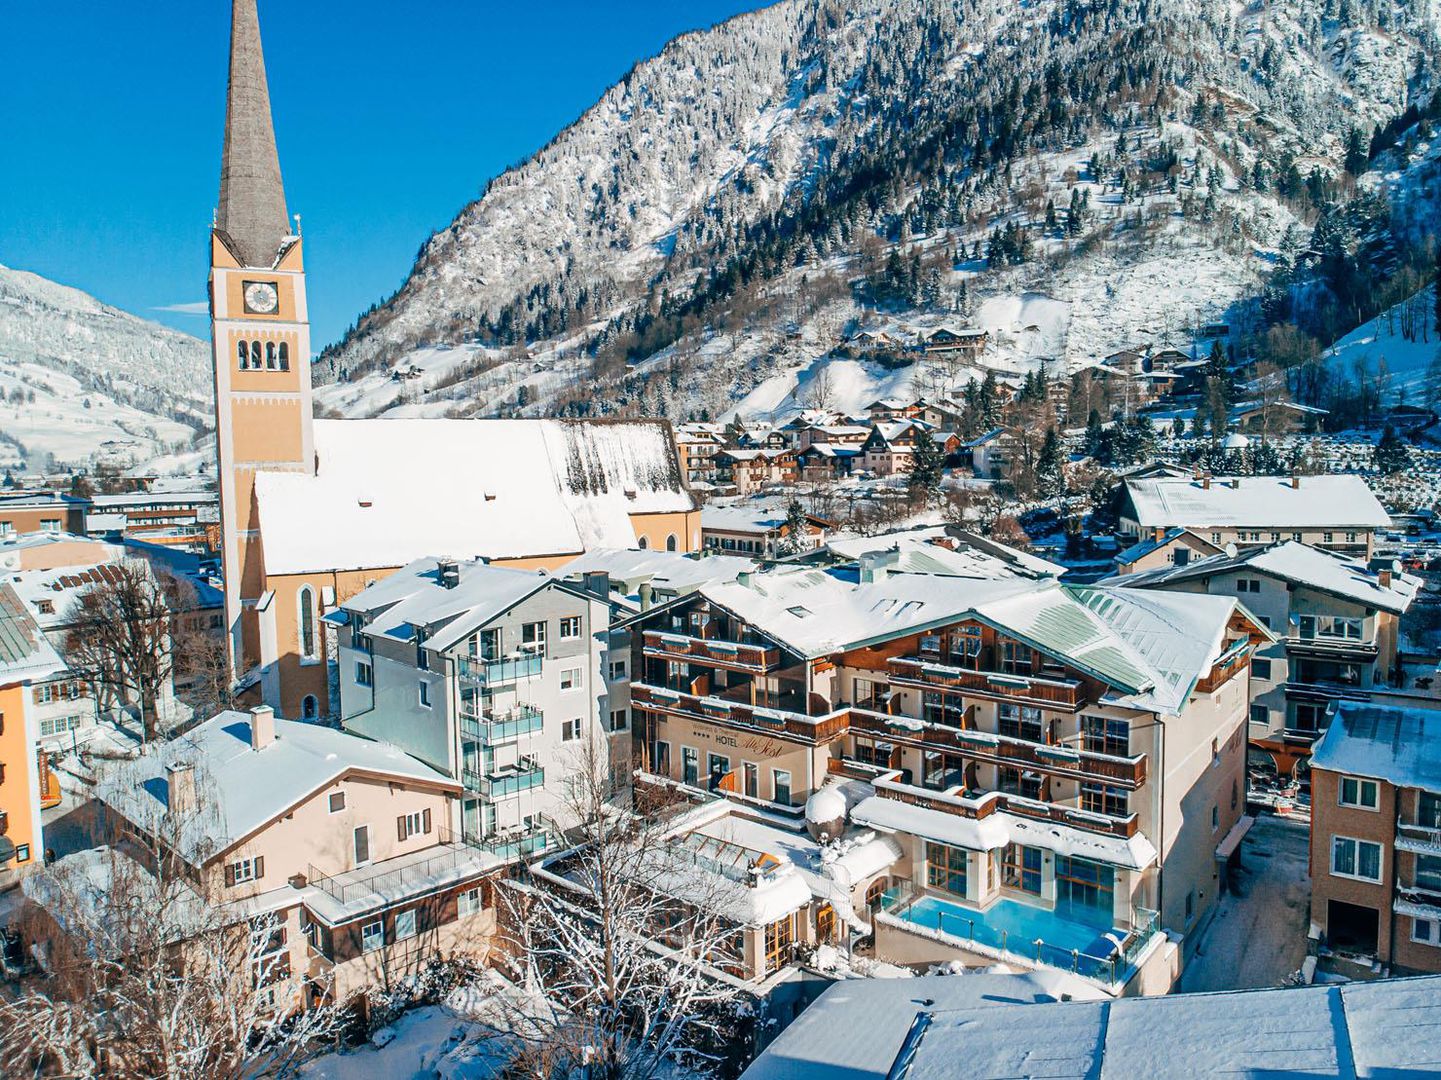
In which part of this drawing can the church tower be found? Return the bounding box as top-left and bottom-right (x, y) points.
(209, 0), (314, 681)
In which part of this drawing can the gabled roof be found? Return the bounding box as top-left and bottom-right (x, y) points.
(94, 711), (456, 865)
(0, 583), (64, 685)
(1116, 541), (1419, 614)
(1123, 475), (1389, 530)
(254, 419), (695, 576)
(1113, 527), (1223, 567)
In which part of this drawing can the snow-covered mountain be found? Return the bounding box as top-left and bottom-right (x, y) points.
(316, 0), (1440, 423)
(0, 263), (212, 473)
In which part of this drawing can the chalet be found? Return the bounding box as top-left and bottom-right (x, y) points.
(922, 327), (989, 359)
(714, 449), (798, 496)
(964, 428), (1017, 480)
(1149, 348), (1192, 371)
(701, 504), (832, 558)
(796, 443), (861, 482)
(1230, 401), (1327, 435)
(865, 399), (923, 423)
(1112, 527), (1225, 575)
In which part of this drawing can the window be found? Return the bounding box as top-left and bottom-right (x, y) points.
(1299, 615), (1363, 641)
(458, 887), (483, 917)
(763, 913), (795, 974)
(1413, 919), (1440, 946)
(266, 341), (277, 369)
(744, 761), (758, 798)
(999, 703), (1044, 743)
(1235, 578), (1260, 594)
(925, 841), (967, 896)
(1212, 805), (1220, 831)
(1331, 836), (1382, 882)
(666, 534), (678, 552)
(251, 340), (263, 368)
(1250, 704), (1270, 725)
(1292, 702), (1326, 733)
(608, 659), (627, 681)
(1001, 843), (1042, 894)
(1345, 531), (1358, 543)
(637, 536), (648, 550)
(418, 681), (432, 708)
(682, 747), (699, 785)
(1323, 531), (1334, 543)
(14, 843), (29, 863)
(1081, 715), (1129, 756)
(302, 694), (319, 719)
(609, 708), (629, 732)
(559, 667), (582, 691)
(328, 791), (346, 814)
(707, 753), (731, 789)
(225, 856), (264, 886)
(999, 640), (1032, 674)
(354, 825), (371, 864)
(355, 661), (372, 687)
(1251, 658), (1272, 681)
(1421, 792), (1441, 830)
(472, 627), (501, 660)
(653, 740), (671, 775)
(1339, 776), (1379, 810)
(398, 809), (431, 841)
(522, 621), (547, 654)
(1081, 783), (1128, 817)
(277, 342), (290, 370)
(1410, 852), (1441, 893)
(772, 769), (792, 805)
(41, 518), (60, 534)
(361, 921), (384, 953)
(559, 616), (582, 640)
(562, 718), (582, 742)
(394, 909), (417, 942)
(38, 715), (82, 739)
(237, 339), (248, 368)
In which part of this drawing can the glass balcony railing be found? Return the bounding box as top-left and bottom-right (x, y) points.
(459, 653), (543, 685)
(475, 828), (550, 861)
(461, 705), (543, 745)
(463, 758), (545, 799)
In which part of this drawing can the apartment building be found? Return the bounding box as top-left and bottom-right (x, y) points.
(336, 558), (621, 855)
(1112, 541), (1418, 778)
(1118, 474), (1390, 557)
(0, 492), (87, 538)
(1309, 702), (1441, 974)
(0, 584), (65, 885)
(73, 706), (499, 1005)
(674, 424), (726, 487)
(623, 557), (1265, 993)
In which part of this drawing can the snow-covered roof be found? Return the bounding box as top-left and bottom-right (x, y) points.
(1123, 474), (1390, 531)
(1311, 702), (1441, 792)
(557, 547), (756, 597)
(340, 556), (581, 653)
(253, 419), (695, 575)
(819, 528), (1064, 580)
(93, 710), (458, 864)
(742, 973), (1441, 1080)
(0, 583), (64, 684)
(8, 559), (151, 632)
(1113, 527), (1221, 567)
(1117, 541), (1419, 614)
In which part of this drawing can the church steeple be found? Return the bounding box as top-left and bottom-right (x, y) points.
(217, 0), (290, 269)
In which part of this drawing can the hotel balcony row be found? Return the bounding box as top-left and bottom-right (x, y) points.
(641, 630), (782, 675)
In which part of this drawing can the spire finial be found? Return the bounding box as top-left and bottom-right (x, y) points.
(216, 0), (289, 268)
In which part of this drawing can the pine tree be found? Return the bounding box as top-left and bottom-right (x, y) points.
(778, 499), (811, 556)
(979, 371), (1000, 428)
(1434, 249), (1441, 337)
(1037, 426), (1065, 499)
(908, 429), (946, 504)
(1374, 424), (1411, 474)
(1084, 409), (1105, 458)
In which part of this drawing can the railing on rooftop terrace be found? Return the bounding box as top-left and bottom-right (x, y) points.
(306, 842), (486, 910)
(474, 827), (551, 862)
(888, 657), (1085, 710)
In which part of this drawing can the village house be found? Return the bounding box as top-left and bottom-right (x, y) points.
(54, 706), (503, 1008)
(84, 490), (219, 553)
(673, 425), (726, 488)
(1229, 400), (1328, 436)
(1118, 474), (1390, 558)
(0, 492), (88, 539)
(921, 327), (989, 360)
(623, 556), (1265, 994)
(714, 448), (798, 495)
(864, 399), (924, 423)
(795, 443), (861, 482)
(701, 504), (831, 559)
(1112, 528), (1225, 575)
(963, 427), (1017, 480)
(1111, 541), (1418, 780)
(1309, 701), (1441, 975)
(0, 584), (66, 886)
(859, 421), (958, 477)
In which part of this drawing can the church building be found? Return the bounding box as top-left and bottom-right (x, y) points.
(208, 0), (699, 719)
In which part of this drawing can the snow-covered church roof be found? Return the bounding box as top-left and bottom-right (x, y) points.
(254, 418), (696, 576)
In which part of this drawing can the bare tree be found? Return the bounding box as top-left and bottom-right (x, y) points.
(491, 742), (748, 1079)
(0, 775), (348, 1077)
(64, 560), (176, 741)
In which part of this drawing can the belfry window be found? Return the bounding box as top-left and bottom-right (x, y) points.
(298, 586), (317, 660)
(278, 342), (290, 371)
(250, 341), (263, 368)
(237, 340), (248, 369)
(266, 341), (277, 369)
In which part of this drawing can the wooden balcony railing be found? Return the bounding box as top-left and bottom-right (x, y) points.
(1194, 638), (1254, 695)
(641, 630), (781, 673)
(871, 771), (1141, 839)
(631, 683), (849, 744)
(888, 657), (1085, 710)
(848, 710), (1147, 788)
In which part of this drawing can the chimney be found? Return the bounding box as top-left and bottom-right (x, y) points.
(437, 559), (461, 589)
(638, 582), (654, 611)
(583, 570), (611, 599)
(737, 571), (754, 588)
(1290, 475), (1300, 489)
(1152, 526), (1165, 543)
(1378, 567), (1393, 588)
(250, 704), (276, 750)
(166, 761), (196, 818)
(1230, 478), (1241, 489)
(1201, 474), (1211, 490)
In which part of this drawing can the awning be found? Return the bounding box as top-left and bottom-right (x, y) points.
(1214, 814), (1255, 861)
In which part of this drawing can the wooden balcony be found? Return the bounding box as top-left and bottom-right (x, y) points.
(888, 657), (1085, 710)
(848, 710), (1147, 788)
(1194, 638), (1254, 695)
(631, 683), (849, 745)
(641, 630), (781, 674)
(871, 772), (1141, 839)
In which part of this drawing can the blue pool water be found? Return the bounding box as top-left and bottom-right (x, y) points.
(899, 895), (1123, 978)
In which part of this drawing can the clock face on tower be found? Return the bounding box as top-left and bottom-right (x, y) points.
(243, 280), (279, 315)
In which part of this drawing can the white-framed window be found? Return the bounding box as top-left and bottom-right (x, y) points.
(1299, 614), (1363, 641)
(608, 659), (627, 681)
(328, 791), (346, 814)
(773, 769), (792, 805)
(559, 616), (582, 640)
(610, 708), (629, 732)
(226, 856), (263, 886)
(562, 718), (582, 741)
(1331, 835), (1382, 882)
(458, 888), (483, 917)
(418, 681), (432, 709)
(361, 920), (384, 953)
(398, 810), (430, 840)
(522, 621), (547, 654)
(1414, 918), (1441, 946)
(560, 667), (582, 691)
(394, 909), (417, 942)
(1323, 531), (1334, 543)
(38, 715), (82, 739)
(355, 661), (373, 687)
(1339, 776), (1379, 810)
(297, 586), (318, 660)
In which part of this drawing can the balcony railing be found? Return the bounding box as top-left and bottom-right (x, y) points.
(1397, 821), (1441, 856)
(1284, 635), (1380, 660)
(459, 654), (543, 685)
(848, 709), (1147, 788)
(463, 757), (545, 799)
(641, 630), (781, 673)
(871, 770), (1141, 838)
(461, 705), (543, 745)
(474, 827), (551, 861)
(631, 682), (849, 744)
(888, 657), (1085, 710)
(306, 839), (491, 911)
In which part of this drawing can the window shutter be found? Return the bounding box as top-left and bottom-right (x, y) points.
(224, 863), (236, 887)
(254, 855), (264, 880)
(398, 815), (407, 841)
(422, 808), (432, 835)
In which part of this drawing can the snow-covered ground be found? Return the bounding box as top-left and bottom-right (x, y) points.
(1321, 283), (1439, 405)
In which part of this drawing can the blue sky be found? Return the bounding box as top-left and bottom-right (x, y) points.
(1, 2), (766, 348)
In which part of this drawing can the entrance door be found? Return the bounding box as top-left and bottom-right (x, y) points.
(1327, 900), (1380, 955)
